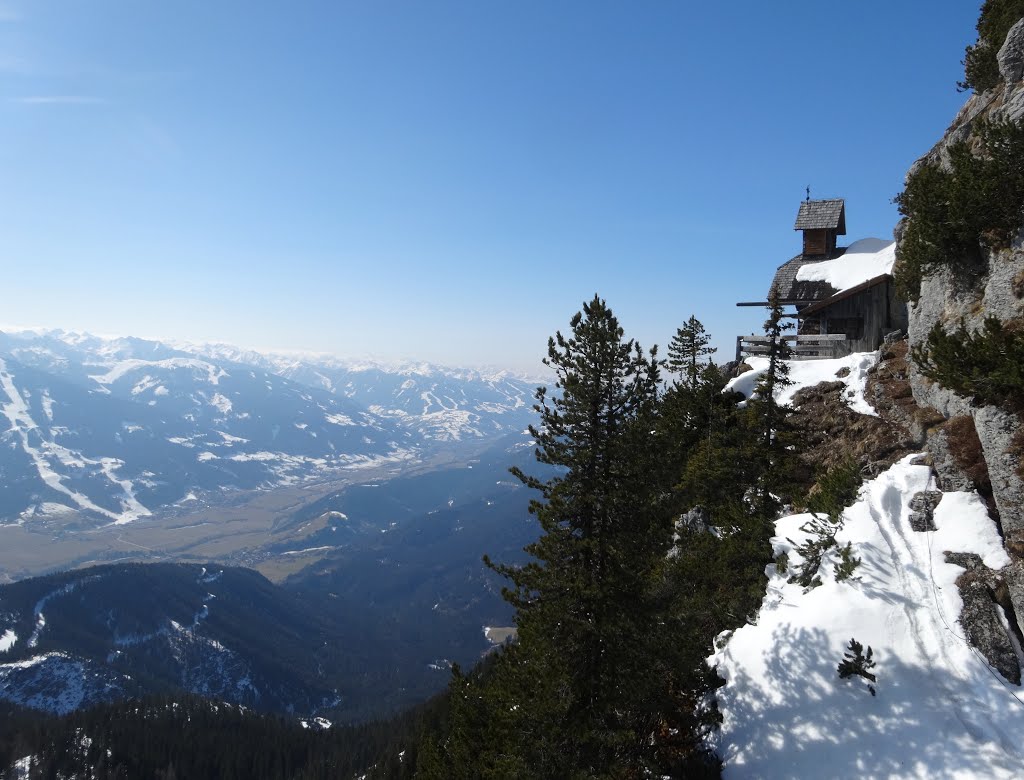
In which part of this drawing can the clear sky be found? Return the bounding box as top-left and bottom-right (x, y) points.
(0, 1), (980, 373)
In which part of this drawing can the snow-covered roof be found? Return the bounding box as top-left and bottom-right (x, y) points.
(762, 237), (896, 307)
(795, 238), (896, 293)
(768, 254), (837, 304)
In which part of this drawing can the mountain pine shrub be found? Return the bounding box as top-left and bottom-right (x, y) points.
(894, 119), (1024, 301)
(959, 0), (1024, 93)
(837, 638), (877, 696)
(911, 316), (1024, 413)
(833, 542), (861, 583)
(788, 459), (862, 590)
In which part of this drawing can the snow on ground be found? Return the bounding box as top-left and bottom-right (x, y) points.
(208, 392), (232, 414)
(18, 502), (75, 522)
(39, 390), (54, 421)
(299, 716), (333, 730)
(725, 352), (878, 416)
(12, 755), (34, 780)
(129, 375), (161, 396)
(198, 568), (223, 584)
(0, 358), (147, 523)
(216, 431), (249, 445)
(0, 652), (92, 714)
(281, 546), (335, 556)
(709, 456), (1023, 779)
(0, 630), (16, 653)
(99, 457), (151, 525)
(417, 409), (485, 441)
(324, 412), (355, 426)
(89, 357), (227, 386)
(795, 238), (896, 292)
(28, 579), (97, 649)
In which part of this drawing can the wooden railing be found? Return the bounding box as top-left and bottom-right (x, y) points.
(735, 333), (849, 361)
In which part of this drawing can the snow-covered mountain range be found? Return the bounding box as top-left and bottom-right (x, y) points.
(0, 328), (539, 526)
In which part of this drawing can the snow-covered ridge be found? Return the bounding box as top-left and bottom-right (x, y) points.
(0, 357), (151, 524)
(0, 652), (106, 715)
(173, 340), (551, 384)
(89, 358), (227, 386)
(795, 237), (896, 293)
(709, 457), (1022, 778)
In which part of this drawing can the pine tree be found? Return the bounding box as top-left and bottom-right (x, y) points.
(787, 459), (863, 590)
(747, 285), (798, 518)
(483, 295), (674, 775)
(837, 638), (877, 696)
(754, 285), (794, 448)
(667, 315), (717, 388)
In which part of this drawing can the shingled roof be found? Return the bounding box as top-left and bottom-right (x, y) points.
(794, 198), (846, 234)
(768, 249), (846, 303)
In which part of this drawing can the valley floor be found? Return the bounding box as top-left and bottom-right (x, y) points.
(0, 447), (477, 584)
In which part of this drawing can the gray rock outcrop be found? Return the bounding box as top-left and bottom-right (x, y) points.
(909, 491), (942, 532)
(901, 19), (1024, 537)
(924, 426), (977, 493)
(677, 505), (711, 534)
(998, 17), (1024, 84)
(974, 405), (1024, 537)
(945, 552), (1022, 685)
(897, 20), (1024, 674)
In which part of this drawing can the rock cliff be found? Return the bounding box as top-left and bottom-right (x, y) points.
(897, 17), (1024, 675)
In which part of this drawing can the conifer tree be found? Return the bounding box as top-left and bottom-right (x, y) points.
(667, 315), (717, 388)
(837, 637), (877, 696)
(482, 295), (673, 775)
(754, 285), (793, 447)
(747, 285), (798, 517)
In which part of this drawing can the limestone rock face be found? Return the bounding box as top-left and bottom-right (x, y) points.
(924, 426), (976, 493)
(974, 405), (1024, 536)
(908, 491), (942, 532)
(677, 506), (710, 534)
(945, 552), (1022, 685)
(901, 20), (1024, 537)
(897, 21), (1024, 669)
(906, 252), (1024, 531)
(998, 17), (1024, 84)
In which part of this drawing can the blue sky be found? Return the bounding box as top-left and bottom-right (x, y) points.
(0, 1), (979, 372)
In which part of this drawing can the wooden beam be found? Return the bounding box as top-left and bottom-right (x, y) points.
(739, 334), (847, 343)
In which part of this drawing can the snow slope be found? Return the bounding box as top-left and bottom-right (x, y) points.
(708, 457), (1024, 779)
(795, 238), (896, 292)
(725, 352), (878, 416)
